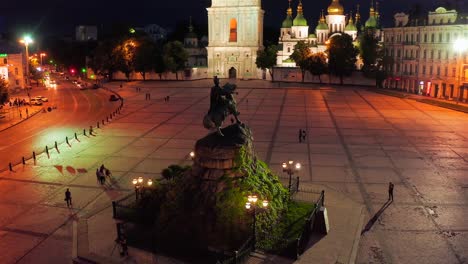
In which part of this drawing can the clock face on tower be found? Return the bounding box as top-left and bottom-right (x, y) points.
(207, 0), (264, 79)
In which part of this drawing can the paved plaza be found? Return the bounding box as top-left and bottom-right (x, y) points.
(0, 80), (467, 263)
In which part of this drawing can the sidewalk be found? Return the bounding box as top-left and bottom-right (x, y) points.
(372, 88), (468, 113)
(0, 105), (42, 132)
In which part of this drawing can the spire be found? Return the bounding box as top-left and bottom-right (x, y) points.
(319, 10), (326, 23)
(349, 11), (354, 24)
(355, 4), (361, 23)
(297, 0), (303, 15)
(287, 0), (292, 16)
(370, 0), (375, 16)
(189, 16), (194, 33)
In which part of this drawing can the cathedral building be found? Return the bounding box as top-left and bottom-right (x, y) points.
(206, 0), (265, 79)
(276, 0), (382, 67)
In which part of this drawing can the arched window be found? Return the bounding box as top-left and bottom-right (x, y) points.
(229, 18), (237, 42)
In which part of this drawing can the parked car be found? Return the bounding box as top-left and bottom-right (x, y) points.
(109, 95), (119, 101)
(29, 98), (43, 106)
(35, 96), (48, 102)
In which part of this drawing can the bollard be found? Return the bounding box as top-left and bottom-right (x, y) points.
(22, 157), (25, 165)
(46, 146), (49, 155)
(84, 129), (86, 136)
(33, 151), (36, 160)
(55, 141), (58, 149)
(9, 162), (13, 171)
(66, 136), (69, 145)
(97, 122), (100, 128)
(75, 132), (78, 140)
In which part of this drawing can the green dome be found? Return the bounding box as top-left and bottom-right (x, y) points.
(365, 17), (378, 28)
(309, 33), (317, 38)
(315, 22), (328, 30)
(293, 14), (308, 26)
(282, 15), (293, 28)
(345, 22), (357, 31)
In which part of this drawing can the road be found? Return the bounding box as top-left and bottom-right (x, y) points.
(0, 79), (119, 170)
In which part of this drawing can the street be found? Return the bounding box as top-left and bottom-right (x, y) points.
(0, 79), (118, 170)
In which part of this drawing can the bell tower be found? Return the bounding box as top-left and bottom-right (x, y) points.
(207, 0), (264, 79)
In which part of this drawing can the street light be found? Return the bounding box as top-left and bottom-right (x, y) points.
(132, 177), (153, 200)
(454, 38), (468, 104)
(19, 35), (33, 87)
(189, 151), (195, 160)
(282, 160), (301, 194)
(245, 195), (268, 249)
(40, 53), (46, 66)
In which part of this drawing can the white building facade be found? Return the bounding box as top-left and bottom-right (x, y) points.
(207, 0), (264, 79)
(383, 7), (468, 101)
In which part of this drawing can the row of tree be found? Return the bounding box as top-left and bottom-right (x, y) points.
(257, 32), (382, 85)
(88, 36), (188, 81)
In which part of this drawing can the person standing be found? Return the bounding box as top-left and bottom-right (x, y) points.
(26, 108), (29, 117)
(302, 129), (307, 142)
(388, 182), (394, 201)
(298, 129), (303, 143)
(120, 237), (128, 256)
(96, 169), (101, 184)
(65, 188), (72, 208)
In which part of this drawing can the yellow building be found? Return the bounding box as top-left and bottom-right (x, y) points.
(384, 7), (468, 102)
(0, 52), (26, 90)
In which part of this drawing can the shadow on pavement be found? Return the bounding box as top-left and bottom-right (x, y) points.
(361, 200), (393, 235)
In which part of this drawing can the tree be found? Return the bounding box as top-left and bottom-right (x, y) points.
(256, 45), (278, 81)
(290, 41), (311, 82)
(163, 41), (188, 80)
(114, 38), (138, 81)
(88, 40), (120, 81)
(0, 78), (8, 105)
(327, 34), (359, 85)
(306, 52), (328, 84)
(359, 31), (380, 74)
(134, 39), (155, 81)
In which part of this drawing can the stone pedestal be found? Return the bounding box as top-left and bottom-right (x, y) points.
(191, 123), (254, 186)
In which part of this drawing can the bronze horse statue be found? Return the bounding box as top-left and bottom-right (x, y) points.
(203, 76), (241, 136)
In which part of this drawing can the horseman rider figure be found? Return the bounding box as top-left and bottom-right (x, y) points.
(203, 76), (241, 136)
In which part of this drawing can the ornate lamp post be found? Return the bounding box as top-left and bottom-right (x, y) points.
(245, 195), (268, 249)
(282, 160), (301, 194)
(454, 38), (468, 104)
(132, 177), (153, 200)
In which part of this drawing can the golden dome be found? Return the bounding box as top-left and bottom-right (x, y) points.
(327, 0), (344, 15)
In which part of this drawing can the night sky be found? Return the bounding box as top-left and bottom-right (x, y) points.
(0, 0), (465, 37)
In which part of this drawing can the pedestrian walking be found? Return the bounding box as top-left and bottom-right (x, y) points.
(65, 188), (72, 207)
(19, 110), (22, 119)
(301, 129), (307, 142)
(96, 169), (100, 183)
(105, 168), (112, 179)
(298, 129), (303, 143)
(99, 164), (106, 174)
(388, 182), (394, 201)
(99, 172), (106, 185)
(167, 96), (170, 102)
(26, 108), (29, 117)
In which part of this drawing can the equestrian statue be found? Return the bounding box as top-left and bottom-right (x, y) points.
(203, 76), (241, 136)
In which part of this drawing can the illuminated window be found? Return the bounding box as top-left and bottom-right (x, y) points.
(229, 19), (237, 42)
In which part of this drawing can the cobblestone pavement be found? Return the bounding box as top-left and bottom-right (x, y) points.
(0, 81), (466, 264)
